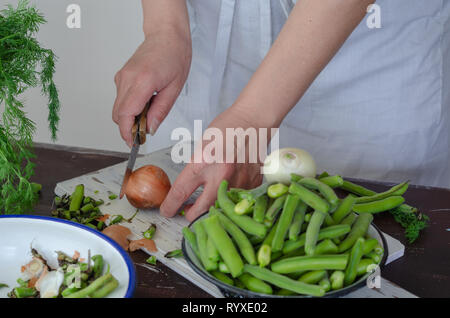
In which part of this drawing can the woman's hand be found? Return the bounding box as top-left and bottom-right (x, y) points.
(113, 28), (192, 147)
(159, 105), (272, 222)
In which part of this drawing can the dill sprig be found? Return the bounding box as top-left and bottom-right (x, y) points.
(0, 0), (60, 214)
(390, 204), (429, 243)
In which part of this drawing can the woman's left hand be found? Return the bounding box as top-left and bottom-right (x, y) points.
(159, 105), (268, 222)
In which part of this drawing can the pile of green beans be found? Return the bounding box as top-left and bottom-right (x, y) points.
(52, 184), (109, 231)
(183, 175), (397, 297)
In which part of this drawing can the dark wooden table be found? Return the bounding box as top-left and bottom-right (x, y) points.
(30, 145), (450, 298)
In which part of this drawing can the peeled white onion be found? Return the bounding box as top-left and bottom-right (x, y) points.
(263, 147), (316, 184)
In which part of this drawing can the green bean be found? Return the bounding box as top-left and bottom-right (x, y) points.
(61, 286), (80, 297)
(227, 189), (241, 203)
(332, 195), (357, 223)
(289, 182), (329, 213)
(92, 255), (104, 278)
(182, 227), (200, 258)
(246, 182), (273, 199)
(366, 251), (381, 263)
(234, 198), (254, 215)
(298, 177), (339, 208)
(65, 273), (114, 298)
(324, 214), (335, 227)
(357, 258), (376, 276)
(362, 238), (379, 255)
(211, 271), (234, 286)
(353, 196), (405, 214)
(272, 194), (300, 252)
(319, 277), (331, 292)
(249, 235), (265, 245)
(265, 194), (287, 222)
(340, 180), (376, 197)
(238, 273), (273, 294)
(13, 287), (37, 298)
(298, 270), (327, 284)
(279, 247), (305, 261)
(146, 256), (157, 265)
(90, 277), (119, 298)
(283, 224), (351, 254)
(257, 244), (271, 267)
(210, 207), (257, 265)
(319, 175), (344, 188)
(217, 180), (267, 238)
(69, 184), (84, 211)
(305, 210), (327, 256)
(143, 224), (157, 239)
(338, 213), (373, 252)
(255, 219), (280, 266)
(288, 201), (308, 241)
(85, 223), (97, 230)
(54, 196), (62, 206)
(244, 264), (325, 297)
(374, 244), (384, 255)
(267, 183), (289, 198)
(253, 195), (268, 223)
(271, 254), (348, 274)
(340, 212), (357, 226)
(304, 213), (312, 223)
(83, 196), (92, 205)
(355, 181), (409, 203)
(164, 249), (183, 258)
(219, 262), (230, 274)
(344, 237), (365, 286)
(110, 215), (123, 225)
(330, 271), (345, 290)
(290, 173), (303, 183)
(314, 239), (338, 255)
(63, 210), (71, 220)
(81, 203), (94, 213)
(207, 237), (220, 262)
(193, 220), (218, 271)
(318, 171), (330, 178)
(203, 215), (244, 277)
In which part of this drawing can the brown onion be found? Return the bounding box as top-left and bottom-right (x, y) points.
(124, 165), (171, 209)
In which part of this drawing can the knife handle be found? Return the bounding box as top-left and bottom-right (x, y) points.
(132, 96), (154, 145)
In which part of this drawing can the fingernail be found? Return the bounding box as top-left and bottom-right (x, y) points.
(149, 118), (160, 136)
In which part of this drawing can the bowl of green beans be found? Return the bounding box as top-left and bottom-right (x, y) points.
(182, 177), (388, 297)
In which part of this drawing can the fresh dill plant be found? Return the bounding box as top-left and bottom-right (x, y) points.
(0, 0), (60, 214)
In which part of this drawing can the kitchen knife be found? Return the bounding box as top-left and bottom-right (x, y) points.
(119, 97), (154, 199)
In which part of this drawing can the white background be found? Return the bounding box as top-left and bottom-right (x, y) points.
(4, 0), (145, 153)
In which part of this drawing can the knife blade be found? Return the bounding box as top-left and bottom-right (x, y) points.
(119, 97), (154, 199)
(119, 133), (140, 199)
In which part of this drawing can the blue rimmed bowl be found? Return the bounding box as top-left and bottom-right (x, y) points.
(0, 215), (135, 298)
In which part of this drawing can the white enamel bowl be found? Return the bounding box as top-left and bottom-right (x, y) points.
(0, 215), (135, 298)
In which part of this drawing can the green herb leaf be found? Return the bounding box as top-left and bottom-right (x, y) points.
(0, 0), (60, 214)
(390, 205), (429, 243)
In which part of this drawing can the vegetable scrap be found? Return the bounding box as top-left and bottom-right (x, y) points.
(7, 248), (118, 298)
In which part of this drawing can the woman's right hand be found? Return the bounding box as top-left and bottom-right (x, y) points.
(113, 28), (192, 147)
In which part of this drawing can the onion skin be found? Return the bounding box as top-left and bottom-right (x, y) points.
(124, 165), (171, 209)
